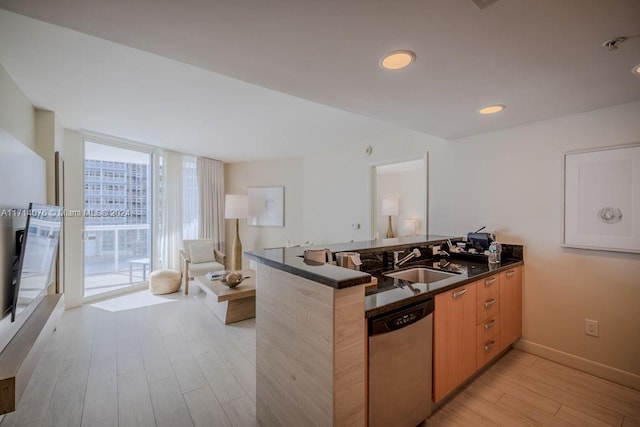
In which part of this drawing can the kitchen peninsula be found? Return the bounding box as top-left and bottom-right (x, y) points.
(246, 235), (523, 426)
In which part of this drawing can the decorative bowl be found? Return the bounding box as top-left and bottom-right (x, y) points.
(220, 271), (245, 288)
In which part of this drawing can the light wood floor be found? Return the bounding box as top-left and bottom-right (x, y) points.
(2, 288), (638, 427)
(427, 350), (640, 427)
(1, 288), (256, 427)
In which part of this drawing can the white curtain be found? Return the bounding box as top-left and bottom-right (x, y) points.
(159, 151), (185, 270)
(182, 156), (199, 239)
(197, 157), (225, 250)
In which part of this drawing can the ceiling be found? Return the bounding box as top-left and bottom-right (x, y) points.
(1, 0), (639, 159)
(0, 10), (398, 162)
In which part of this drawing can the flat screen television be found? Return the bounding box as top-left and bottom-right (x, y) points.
(11, 203), (63, 321)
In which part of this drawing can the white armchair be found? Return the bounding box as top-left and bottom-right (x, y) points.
(180, 239), (226, 294)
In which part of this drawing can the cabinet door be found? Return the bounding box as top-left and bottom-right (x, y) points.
(434, 282), (477, 402)
(499, 266), (522, 350)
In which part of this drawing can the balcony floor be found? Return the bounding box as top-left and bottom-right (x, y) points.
(84, 271), (148, 297)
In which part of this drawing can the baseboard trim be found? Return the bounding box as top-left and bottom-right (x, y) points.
(515, 339), (640, 391)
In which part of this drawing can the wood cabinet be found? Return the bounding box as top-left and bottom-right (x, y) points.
(433, 282), (477, 402)
(476, 273), (501, 370)
(476, 314), (500, 347)
(500, 266), (522, 351)
(433, 266), (522, 402)
(476, 275), (500, 324)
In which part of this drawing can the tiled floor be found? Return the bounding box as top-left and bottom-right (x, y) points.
(2, 287), (638, 426)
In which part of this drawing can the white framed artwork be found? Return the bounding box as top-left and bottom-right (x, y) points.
(247, 186), (284, 227)
(563, 143), (640, 253)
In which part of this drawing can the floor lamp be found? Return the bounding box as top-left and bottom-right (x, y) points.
(225, 194), (249, 271)
(381, 198), (399, 238)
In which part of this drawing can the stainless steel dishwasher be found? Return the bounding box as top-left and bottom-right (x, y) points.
(368, 299), (434, 427)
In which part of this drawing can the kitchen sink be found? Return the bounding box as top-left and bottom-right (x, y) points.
(384, 267), (458, 283)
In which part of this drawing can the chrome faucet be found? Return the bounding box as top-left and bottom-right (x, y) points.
(438, 250), (451, 268)
(393, 248), (421, 269)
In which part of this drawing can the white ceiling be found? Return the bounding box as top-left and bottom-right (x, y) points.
(1, 1), (639, 159)
(0, 10), (399, 162)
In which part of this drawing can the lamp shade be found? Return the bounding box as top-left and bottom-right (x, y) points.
(381, 198), (399, 216)
(225, 194), (249, 219)
(403, 219), (419, 235)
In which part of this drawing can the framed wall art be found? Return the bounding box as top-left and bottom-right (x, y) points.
(247, 186), (284, 227)
(563, 143), (640, 253)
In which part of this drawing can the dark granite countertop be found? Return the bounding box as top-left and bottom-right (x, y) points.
(246, 236), (523, 318)
(245, 235), (459, 289)
(364, 258), (524, 318)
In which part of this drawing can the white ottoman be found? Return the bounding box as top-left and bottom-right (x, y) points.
(149, 269), (182, 295)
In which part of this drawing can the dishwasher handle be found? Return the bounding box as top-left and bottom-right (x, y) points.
(369, 299), (434, 336)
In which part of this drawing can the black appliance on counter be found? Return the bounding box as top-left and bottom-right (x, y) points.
(467, 226), (494, 251)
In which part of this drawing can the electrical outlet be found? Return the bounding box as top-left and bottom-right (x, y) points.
(585, 319), (599, 337)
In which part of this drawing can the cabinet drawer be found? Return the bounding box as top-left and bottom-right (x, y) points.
(476, 293), (499, 324)
(477, 336), (501, 369)
(500, 267), (521, 285)
(476, 275), (500, 303)
(476, 315), (500, 347)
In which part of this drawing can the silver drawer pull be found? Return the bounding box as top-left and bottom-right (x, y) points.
(484, 340), (496, 351)
(485, 277), (497, 286)
(484, 319), (497, 329)
(452, 289), (467, 299)
(484, 298), (497, 308)
(506, 270), (516, 278)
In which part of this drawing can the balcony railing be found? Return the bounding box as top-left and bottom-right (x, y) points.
(84, 224), (150, 278)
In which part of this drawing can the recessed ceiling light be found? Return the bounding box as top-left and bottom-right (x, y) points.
(479, 104), (506, 115)
(632, 64), (640, 75)
(380, 50), (416, 70)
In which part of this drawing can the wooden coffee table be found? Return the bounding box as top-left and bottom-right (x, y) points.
(194, 270), (256, 325)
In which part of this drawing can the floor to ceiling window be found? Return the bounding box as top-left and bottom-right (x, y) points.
(182, 155), (199, 240)
(83, 141), (153, 297)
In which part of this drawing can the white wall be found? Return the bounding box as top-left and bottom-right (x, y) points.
(0, 67), (45, 361)
(224, 157), (304, 267)
(225, 104), (640, 387)
(222, 127), (450, 252)
(35, 110), (65, 295)
(0, 64), (40, 313)
(0, 62), (34, 150)
(376, 166), (425, 238)
(0, 129), (46, 347)
(303, 129), (450, 245)
(34, 110), (65, 205)
(447, 101), (640, 384)
(62, 129), (84, 308)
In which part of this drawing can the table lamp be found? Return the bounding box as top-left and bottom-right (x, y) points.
(381, 198), (399, 238)
(225, 194), (249, 270)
